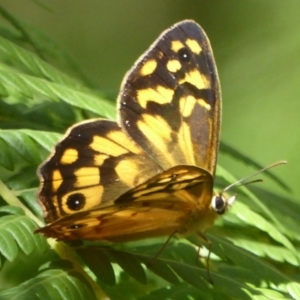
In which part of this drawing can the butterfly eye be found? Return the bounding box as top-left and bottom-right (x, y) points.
(178, 47), (191, 63)
(211, 195), (226, 215)
(66, 193), (86, 211)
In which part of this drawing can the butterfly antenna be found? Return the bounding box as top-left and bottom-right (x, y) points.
(232, 178), (263, 188)
(223, 160), (287, 192)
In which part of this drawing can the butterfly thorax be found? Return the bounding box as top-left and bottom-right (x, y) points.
(170, 178), (219, 237)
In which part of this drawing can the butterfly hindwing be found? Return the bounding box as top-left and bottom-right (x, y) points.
(38, 166), (215, 241)
(38, 119), (163, 223)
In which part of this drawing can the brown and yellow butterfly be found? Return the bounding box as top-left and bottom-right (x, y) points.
(36, 20), (234, 243)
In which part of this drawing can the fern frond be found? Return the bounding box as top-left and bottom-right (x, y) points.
(0, 69), (114, 118)
(0, 268), (99, 300)
(0, 206), (47, 264)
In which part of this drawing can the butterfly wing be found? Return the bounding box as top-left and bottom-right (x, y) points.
(119, 20), (221, 174)
(38, 119), (163, 223)
(37, 166), (216, 241)
(37, 20), (221, 241)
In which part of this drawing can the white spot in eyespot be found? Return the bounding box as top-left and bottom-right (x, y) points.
(115, 178), (120, 182)
(122, 101), (126, 106)
(125, 120), (130, 127)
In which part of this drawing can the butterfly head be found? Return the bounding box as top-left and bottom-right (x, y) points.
(211, 193), (236, 215)
(211, 161), (287, 216)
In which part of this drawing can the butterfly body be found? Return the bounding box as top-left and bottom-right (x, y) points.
(36, 20), (226, 242)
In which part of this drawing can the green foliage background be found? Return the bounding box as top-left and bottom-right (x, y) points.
(0, 1), (299, 299)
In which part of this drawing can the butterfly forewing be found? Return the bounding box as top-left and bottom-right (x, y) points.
(119, 20), (220, 174)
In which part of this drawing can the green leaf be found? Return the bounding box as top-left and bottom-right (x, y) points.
(286, 282), (300, 300)
(0, 206), (47, 262)
(139, 284), (213, 300)
(76, 248), (116, 286)
(220, 142), (290, 191)
(208, 235), (291, 284)
(0, 269), (98, 300)
(145, 259), (180, 286)
(233, 239), (299, 266)
(0, 129), (41, 165)
(0, 69), (115, 118)
(0, 129), (60, 170)
(109, 249), (147, 285)
(0, 36), (83, 88)
(167, 262), (210, 291)
(0, 138), (14, 170)
(230, 202), (296, 255)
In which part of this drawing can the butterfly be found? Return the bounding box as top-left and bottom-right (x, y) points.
(36, 20), (234, 243)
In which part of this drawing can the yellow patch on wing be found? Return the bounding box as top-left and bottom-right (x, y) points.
(115, 159), (142, 188)
(62, 185), (104, 214)
(198, 99), (211, 111)
(130, 190), (171, 200)
(171, 40), (184, 52)
(60, 148), (78, 164)
(90, 135), (128, 156)
(137, 86), (174, 108)
(113, 209), (140, 218)
(140, 59), (157, 76)
(157, 177), (174, 184)
(179, 69), (209, 90)
(178, 122), (195, 165)
(180, 95), (197, 118)
(94, 154), (109, 166)
(186, 39), (202, 54)
(166, 59), (181, 73)
(179, 95), (211, 118)
(52, 169), (63, 191)
(106, 131), (141, 154)
(137, 114), (176, 165)
(74, 167), (100, 187)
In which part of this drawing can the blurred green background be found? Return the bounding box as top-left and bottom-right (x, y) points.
(1, 0), (299, 200)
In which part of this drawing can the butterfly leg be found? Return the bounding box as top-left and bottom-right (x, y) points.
(146, 231), (178, 269)
(197, 232), (213, 284)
